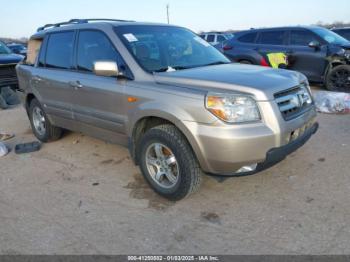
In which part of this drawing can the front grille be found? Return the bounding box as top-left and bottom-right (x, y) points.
(274, 84), (313, 121)
(0, 64), (18, 87)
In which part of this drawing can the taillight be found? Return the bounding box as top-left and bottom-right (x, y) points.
(223, 45), (233, 51)
(260, 57), (270, 67)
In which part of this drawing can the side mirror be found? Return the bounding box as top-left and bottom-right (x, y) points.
(308, 41), (320, 49)
(93, 61), (120, 77)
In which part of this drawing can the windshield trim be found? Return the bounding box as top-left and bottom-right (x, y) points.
(114, 25), (230, 74)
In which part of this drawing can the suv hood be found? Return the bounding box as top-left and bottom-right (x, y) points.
(0, 53), (24, 65)
(154, 63), (306, 101)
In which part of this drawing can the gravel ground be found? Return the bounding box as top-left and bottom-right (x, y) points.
(0, 104), (349, 255)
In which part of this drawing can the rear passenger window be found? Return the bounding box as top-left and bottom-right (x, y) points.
(46, 32), (75, 69)
(290, 30), (318, 46)
(238, 33), (257, 43)
(77, 30), (120, 72)
(207, 35), (215, 42)
(259, 31), (285, 45)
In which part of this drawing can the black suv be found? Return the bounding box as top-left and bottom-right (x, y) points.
(332, 28), (350, 41)
(222, 26), (350, 92)
(0, 40), (23, 89)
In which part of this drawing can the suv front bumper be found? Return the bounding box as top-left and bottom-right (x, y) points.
(218, 122), (318, 177)
(182, 106), (317, 175)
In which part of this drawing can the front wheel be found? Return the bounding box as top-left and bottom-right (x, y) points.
(325, 65), (350, 92)
(137, 124), (203, 201)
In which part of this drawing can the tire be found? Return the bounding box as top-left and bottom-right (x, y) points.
(137, 124), (202, 201)
(239, 60), (253, 65)
(29, 98), (63, 142)
(325, 65), (350, 92)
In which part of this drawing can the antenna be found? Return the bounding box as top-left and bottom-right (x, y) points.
(166, 4), (170, 24)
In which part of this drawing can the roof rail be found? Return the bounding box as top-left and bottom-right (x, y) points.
(37, 18), (135, 32)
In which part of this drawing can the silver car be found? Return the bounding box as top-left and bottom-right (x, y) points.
(16, 19), (318, 200)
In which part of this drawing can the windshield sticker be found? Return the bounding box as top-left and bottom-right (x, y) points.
(194, 36), (211, 47)
(123, 33), (138, 42)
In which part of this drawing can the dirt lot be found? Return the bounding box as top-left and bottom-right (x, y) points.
(0, 103), (350, 255)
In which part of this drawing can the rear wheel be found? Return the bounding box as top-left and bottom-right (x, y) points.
(29, 98), (63, 142)
(325, 65), (350, 92)
(137, 124), (202, 200)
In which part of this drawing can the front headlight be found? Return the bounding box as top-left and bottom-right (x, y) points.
(205, 92), (260, 123)
(345, 51), (350, 60)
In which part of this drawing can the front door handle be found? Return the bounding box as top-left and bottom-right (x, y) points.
(68, 81), (83, 89)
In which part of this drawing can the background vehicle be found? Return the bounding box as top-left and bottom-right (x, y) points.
(332, 28), (350, 41)
(222, 26), (350, 92)
(199, 32), (234, 45)
(0, 40), (23, 89)
(7, 43), (27, 55)
(17, 19), (317, 200)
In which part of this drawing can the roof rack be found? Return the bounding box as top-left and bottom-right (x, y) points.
(37, 18), (135, 32)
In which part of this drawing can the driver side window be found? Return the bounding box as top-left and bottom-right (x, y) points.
(77, 30), (124, 73)
(290, 30), (319, 46)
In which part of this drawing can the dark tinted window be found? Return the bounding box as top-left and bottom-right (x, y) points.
(207, 35), (215, 42)
(199, 34), (206, 39)
(46, 32), (75, 69)
(238, 32), (257, 43)
(334, 30), (350, 40)
(290, 30), (318, 46)
(217, 35), (226, 42)
(259, 31), (285, 45)
(77, 30), (121, 72)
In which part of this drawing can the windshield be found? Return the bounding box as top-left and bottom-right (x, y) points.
(312, 27), (349, 45)
(0, 41), (12, 55)
(115, 25), (230, 73)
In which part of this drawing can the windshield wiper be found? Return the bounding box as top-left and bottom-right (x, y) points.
(152, 65), (191, 73)
(152, 62), (229, 73)
(199, 61), (231, 67)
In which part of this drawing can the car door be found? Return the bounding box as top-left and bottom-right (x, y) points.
(69, 30), (131, 135)
(32, 31), (76, 121)
(287, 29), (328, 81)
(255, 30), (289, 62)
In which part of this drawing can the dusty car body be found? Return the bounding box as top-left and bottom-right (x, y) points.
(16, 19), (318, 200)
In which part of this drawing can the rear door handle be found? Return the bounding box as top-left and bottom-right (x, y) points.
(68, 81), (83, 89)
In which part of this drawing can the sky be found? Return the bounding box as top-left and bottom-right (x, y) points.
(2, 0), (349, 38)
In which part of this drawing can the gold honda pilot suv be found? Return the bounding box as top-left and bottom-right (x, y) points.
(16, 19), (318, 200)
